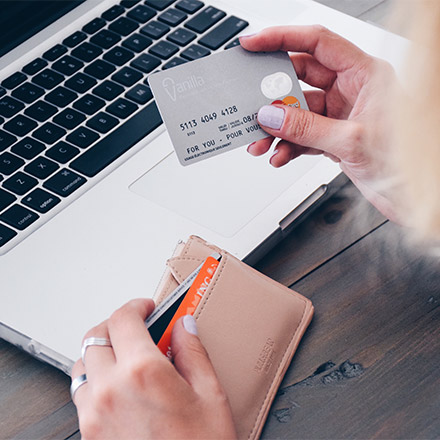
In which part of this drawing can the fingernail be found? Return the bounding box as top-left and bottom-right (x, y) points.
(239, 32), (257, 39)
(269, 149), (278, 166)
(258, 106), (285, 130)
(247, 142), (256, 154)
(183, 315), (198, 335)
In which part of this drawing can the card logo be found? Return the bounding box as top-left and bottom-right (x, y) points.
(162, 75), (205, 102)
(260, 71), (293, 99)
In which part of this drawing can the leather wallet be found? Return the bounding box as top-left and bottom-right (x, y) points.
(154, 236), (314, 439)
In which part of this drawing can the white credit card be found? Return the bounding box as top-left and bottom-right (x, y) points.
(148, 46), (308, 166)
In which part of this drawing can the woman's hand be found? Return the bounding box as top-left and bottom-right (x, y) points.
(240, 26), (398, 221)
(71, 299), (236, 440)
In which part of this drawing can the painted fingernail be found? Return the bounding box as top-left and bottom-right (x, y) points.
(239, 33), (258, 39)
(269, 149), (279, 166)
(183, 315), (198, 335)
(258, 106), (285, 130)
(247, 142), (256, 154)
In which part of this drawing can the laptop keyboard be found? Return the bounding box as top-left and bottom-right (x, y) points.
(0, 0), (248, 250)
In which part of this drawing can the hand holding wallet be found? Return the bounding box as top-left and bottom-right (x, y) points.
(154, 236), (314, 439)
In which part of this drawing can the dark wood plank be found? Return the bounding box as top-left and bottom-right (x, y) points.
(260, 221), (440, 439)
(0, 340), (77, 439)
(254, 181), (386, 286)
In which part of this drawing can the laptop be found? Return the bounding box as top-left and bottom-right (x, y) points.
(0, 0), (409, 374)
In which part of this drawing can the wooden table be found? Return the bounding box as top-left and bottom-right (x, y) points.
(1, 1), (439, 439)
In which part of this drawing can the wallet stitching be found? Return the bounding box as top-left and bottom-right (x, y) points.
(249, 300), (308, 439)
(170, 257), (205, 283)
(193, 253), (227, 320)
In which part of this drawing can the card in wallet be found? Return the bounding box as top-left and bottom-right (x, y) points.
(154, 236), (314, 440)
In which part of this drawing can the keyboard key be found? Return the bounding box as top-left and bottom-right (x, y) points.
(33, 123), (66, 144)
(199, 16), (248, 50)
(84, 59), (116, 80)
(0, 87), (5, 98)
(86, 112), (119, 133)
(106, 98), (138, 119)
(11, 82), (44, 104)
(71, 42), (103, 63)
(125, 84), (153, 104)
(4, 115), (38, 137)
(90, 29), (121, 49)
(102, 5), (125, 21)
(43, 168), (86, 197)
(127, 5), (156, 23)
(46, 141), (80, 164)
(73, 94), (105, 115)
(11, 138), (45, 160)
(0, 189), (16, 212)
(112, 67), (143, 86)
(71, 101), (162, 177)
(140, 21), (169, 39)
(225, 38), (240, 50)
(33, 69), (64, 89)
(0, 223), (17, 247)
(149, 40), (178, 59)
(185, 6), (225, 33)
(52, 55), (84, 76)
(0, 152), (24, 175)
(167, 28), (196, 46)
(22, 188), (61, 214)
(145, 0), (176, 11)
(63, 31), (87, 48)
(109, 17), (139, 36)
(103, 46), (135, 66)
(0, 96), (25, 118)
(1, 72), (27, 90)
(22, 58), (48, 75)
(180, 44), (210, 60)
(66, 126), (100, 148)
(0, 130), (17, 152)
(162, 56), (187, 69)
(45, 86), (78, 107)
(176, 0), (204, 14)
(122, 34), (152, 52)
(131, 53), (161, 73)
(83, 17), (106, 35)
(0, 204), (39, 230)
(42, 44), (68, 61)
(120, 0), (141, 7)
(24, 156), (59, 179)
(24, 100), (57, 122)
(93, 80), (124, 100)
(53, 108), (86, 130)
(3, 171), (38, 195)
(65, 73), (97, 94)
(158, 8), (187, 26)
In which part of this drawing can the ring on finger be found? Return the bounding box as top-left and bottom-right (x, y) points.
(81, 337), (112, 363)
(70, 373), (88, 401)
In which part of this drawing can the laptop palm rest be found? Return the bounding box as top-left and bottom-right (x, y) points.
(129, 145), (318, 237)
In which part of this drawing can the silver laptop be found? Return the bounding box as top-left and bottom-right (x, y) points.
(0, 0), (408, 374)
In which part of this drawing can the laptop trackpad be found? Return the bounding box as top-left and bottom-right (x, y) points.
(129, 147), (314, 237)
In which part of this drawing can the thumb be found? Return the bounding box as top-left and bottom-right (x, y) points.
(257, 104), (361, 161)
(171, 315), (223, 396)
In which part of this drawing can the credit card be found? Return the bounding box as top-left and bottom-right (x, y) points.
(148, 46), (308, 166)
(146, 252), (221, 345)
(157, 254), (221, 359)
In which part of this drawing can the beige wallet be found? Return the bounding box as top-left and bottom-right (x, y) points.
(154, 236), (314, 440)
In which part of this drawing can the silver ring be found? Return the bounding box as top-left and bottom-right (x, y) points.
(70, 373), (87, 401)
(81, 337), (112, 363)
